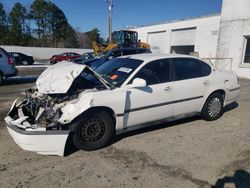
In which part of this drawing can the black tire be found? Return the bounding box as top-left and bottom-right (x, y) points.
(201, 93), (224, 121)
(71, 111), (114, 151)
(0, 72), (3, 85)
(50, 60), (57, 64)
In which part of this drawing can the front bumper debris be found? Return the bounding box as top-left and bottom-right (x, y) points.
(5, 100), (70, 156)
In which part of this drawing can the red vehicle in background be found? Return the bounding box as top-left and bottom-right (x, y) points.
(49, 52), (81, 64)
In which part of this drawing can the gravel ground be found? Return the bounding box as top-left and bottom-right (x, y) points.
(0, 67), (250, 188)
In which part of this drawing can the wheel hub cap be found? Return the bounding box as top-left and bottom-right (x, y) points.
(208, 98), (221, 117)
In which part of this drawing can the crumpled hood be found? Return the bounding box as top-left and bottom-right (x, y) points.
(36, 61), (87, 94)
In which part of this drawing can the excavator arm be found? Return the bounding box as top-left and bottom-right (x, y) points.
(93, 42), (118, 55)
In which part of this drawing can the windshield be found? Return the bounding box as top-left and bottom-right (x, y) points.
(95, 58), (143, 87)
(68, 68), (107, 93)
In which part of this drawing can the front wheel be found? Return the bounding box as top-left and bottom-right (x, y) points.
(72, 111), (114, 151)
(201, 93), (224, 121)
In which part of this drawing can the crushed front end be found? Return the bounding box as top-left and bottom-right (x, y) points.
(5, 62), (110, 156)
(4, 89), (78, 156)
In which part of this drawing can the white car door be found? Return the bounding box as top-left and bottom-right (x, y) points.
(171, 58), (212, 117)
(123, 59), (174, 128)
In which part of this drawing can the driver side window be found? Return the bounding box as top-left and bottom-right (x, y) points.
(131, 59), (171, 85)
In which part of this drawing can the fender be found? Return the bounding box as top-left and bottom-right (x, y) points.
(58, 88), (128, 130)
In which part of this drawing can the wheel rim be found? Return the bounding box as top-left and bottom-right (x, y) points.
(208, 97), (222, 117)
(80, 118), (106, 143)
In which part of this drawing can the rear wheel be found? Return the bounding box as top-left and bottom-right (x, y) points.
(72, 111), (114, 151)
(201, 93), (224, 121)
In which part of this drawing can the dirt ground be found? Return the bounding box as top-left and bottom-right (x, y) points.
(0, 67), (250, 188)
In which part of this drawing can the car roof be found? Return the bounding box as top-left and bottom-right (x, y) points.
(118, 53), (202, 62)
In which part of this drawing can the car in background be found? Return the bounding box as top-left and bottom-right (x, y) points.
(0, 47), (18, 84)
(50, 52), (81, 64)
(74, 48), (151, 69)
(81, 52), (96, 60)
(73, 52), (97, 63)
(9, 52), (34, 65)
(5, 54), (240, 156)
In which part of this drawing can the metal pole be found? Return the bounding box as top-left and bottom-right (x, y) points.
(108, 0), (113, 43)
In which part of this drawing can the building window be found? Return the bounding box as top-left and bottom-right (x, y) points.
(244, 37), (250, 64)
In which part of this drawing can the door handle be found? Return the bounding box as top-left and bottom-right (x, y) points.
(164, 86), (173, 92)
(203, 80), (210, 86)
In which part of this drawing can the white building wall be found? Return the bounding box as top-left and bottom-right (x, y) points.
(134, 15), (221, 58)
(136, 25), (171, 53)
(0, 45), (93, 60)
(216, 0), (250, 79)
(147, 31), (171, 53)
(194, 21), (220, 58)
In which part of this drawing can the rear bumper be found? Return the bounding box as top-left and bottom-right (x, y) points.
(5, 100), (70, 156)
(225, 86), (241, 106)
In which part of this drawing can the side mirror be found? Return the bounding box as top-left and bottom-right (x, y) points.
(131, 78), (146, 88)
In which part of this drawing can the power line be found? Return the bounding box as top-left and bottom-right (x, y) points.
(102, 0), (127, 38)
(113, 12), (127, 28)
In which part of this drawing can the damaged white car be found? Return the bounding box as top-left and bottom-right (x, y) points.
(5, 54), (240, 156)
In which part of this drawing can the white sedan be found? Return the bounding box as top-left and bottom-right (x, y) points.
(5, 54), (240, 156)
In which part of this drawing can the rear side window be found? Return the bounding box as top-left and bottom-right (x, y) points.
(0, 50), (4, 58)
(0, 48), (9, 57)
(173, 58), (211, 81)
(0, 48), (10, 58)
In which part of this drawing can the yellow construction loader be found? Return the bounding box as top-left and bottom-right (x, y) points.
(93, 30), (150, 55)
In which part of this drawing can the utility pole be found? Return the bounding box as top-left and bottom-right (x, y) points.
(108, 0), (113, 43)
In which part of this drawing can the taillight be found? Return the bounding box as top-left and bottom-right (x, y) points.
(8, 57), (14, 65)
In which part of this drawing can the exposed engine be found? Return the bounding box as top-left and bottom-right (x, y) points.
(9, 66), (108, 131)
(18, 88), (79, 130)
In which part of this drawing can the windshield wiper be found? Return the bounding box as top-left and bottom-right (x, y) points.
(100, 74), (116, 88)
(86, 66), (114, 90)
